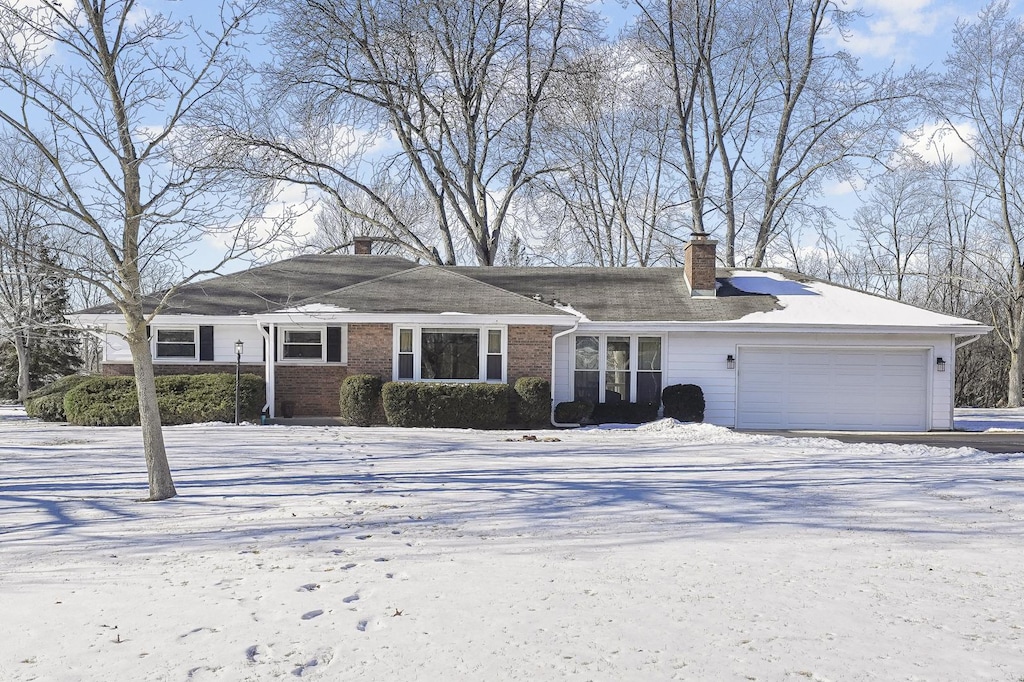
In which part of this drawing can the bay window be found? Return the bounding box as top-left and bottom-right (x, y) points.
(395, 327), (505, 382)
(573, 335), (662, 404)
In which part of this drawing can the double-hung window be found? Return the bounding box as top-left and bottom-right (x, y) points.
(573, 335), (663, 404)
(395, 327), (505, 382)
(281, 328), (325, 361)
(154, 328), (197, 360)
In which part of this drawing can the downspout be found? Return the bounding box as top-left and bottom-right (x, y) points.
(259, 322), (275, 418)
(550, 321), (581, 428)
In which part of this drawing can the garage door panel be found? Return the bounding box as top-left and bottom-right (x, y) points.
(737, 348), (928, 431)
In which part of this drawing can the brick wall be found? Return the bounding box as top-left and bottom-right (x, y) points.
(347, 323), (393, 378)
(507, 325), (552, 383)
(102, 322), (553, 417)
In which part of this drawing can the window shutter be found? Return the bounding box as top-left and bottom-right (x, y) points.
(199, 326), (215, 361)
(273, 327), (278, 361)
(145, 325), (151, 341)
(327, 326), (342, 363)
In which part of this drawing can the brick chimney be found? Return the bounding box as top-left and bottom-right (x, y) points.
(353, 236), (373, 255)
(684, 231), (718, 297)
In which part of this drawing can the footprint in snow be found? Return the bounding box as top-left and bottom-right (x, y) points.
(340, 563), (357, 570)
(355, 534), (372, 540)
(297, 583), (320, 592)
(301, 610), (324, 620)
(245, 643), (272, 664)
(356, 619), (368, 632)
(291, 647), (335, 677)
(342, 593), (360, 604)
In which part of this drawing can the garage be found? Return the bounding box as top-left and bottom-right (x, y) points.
(736, 347), (930, 431)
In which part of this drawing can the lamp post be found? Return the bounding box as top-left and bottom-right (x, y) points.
(234, 340), (244, 425)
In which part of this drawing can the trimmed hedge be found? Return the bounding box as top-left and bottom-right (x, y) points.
(381, 382), (511, 429)
(339, 374), (384, 426)
(662, 383), (705, 422)
(512, 377), (551, 427)
(591, 400), (660, 425)
(554, 400), (593, 424)
(63, 373), (266, 426)
(24, 374), (92, 422)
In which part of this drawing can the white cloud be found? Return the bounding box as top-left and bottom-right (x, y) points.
(838, 0), (956, 63)
(901, 122), (977, 166)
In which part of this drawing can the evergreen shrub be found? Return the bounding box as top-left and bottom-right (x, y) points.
(553, 400), (594, 424)
(590, 400), (660, 424)
(512, 377), (551, 427)
(339, 374), (384, 426)
(662, 383), (705, 422)
(381, 382), (511, 429)
(24, 374), (91, 421)
(63, 373), (265, 426)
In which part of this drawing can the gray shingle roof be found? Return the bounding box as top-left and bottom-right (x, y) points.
(293, 266), (577, 316)
(80, 255), (418, 316)
(453, 266), (778, 321)
(79, 255), (780, 322)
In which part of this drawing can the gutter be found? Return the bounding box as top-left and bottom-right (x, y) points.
(550, 320), (581, 428)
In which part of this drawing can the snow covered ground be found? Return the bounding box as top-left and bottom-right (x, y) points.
(955, 407), (1024, 432)
(1, 406), (1023, 681)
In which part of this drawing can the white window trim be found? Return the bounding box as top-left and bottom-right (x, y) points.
(278, 325), (328, 363)
(393, 325), (507, 383)
(572, 333), (665, 403)
(152, 326), (199, 362)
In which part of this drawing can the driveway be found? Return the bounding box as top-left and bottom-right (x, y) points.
(740, 429), (1024, 454)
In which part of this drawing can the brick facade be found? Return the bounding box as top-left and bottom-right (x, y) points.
(507, 325), (552, 383)
(102, 322), (554, 417)
(346, 323), (393, 378)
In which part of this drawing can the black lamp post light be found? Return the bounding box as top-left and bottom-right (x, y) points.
(234, 339), (244, 425)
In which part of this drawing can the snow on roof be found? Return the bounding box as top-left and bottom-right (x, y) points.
(729, 270), (987, 329)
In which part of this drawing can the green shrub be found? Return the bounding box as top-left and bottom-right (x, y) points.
(512, 377), (551, 427)
(64, 376), (140, 426)
(591, 400), (660, 424)
(554, 400), (593, 424)
(662, 383), (705, 422)
(24, 374), (91, 421)
(63, 373), (266, 426)
(381, 382), (511, 429)
(339, 374), (384, 426)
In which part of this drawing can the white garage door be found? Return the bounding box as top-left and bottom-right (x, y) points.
(736, 348), (929, 431)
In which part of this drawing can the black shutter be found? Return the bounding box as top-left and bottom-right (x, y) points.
(273, 327), (278, 361)
(199, 325), (215, 361)
(145, 325), (151, 341)
(327, 326), (342, 363)
(262, 327), (268, 361)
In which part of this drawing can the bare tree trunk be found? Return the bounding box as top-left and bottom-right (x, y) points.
(13, 331), (30, 403)
(127, 328), (176, 501)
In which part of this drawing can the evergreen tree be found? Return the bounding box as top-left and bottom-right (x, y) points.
(0, 247), (81, 400)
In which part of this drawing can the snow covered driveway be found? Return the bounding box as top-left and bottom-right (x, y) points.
(1, 408), (1022, 681)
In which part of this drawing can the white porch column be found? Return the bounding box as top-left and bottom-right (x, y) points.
(260, 322), (276, 418)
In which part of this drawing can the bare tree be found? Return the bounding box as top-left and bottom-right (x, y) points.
(0, 0), (282, 500)
(930, 0), (1024, 405)
(852, 161), (938, 301)
(538, 42), (687, 266)
(211, 0), (596, 266)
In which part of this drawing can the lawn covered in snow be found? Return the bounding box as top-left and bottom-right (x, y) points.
(1, 406), (1023, 681)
